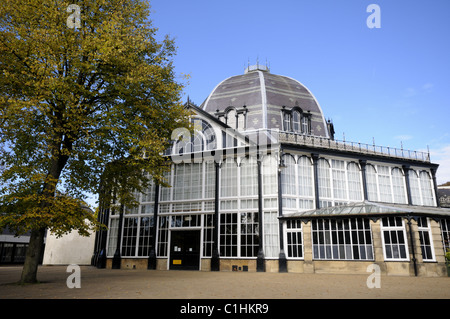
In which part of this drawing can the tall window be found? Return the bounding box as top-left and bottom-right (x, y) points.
(221, 159), (238, 197)
(347, 162), (362, 201)
(283, 113), (291, 132)
(366, 165), (379, 201)
(331, 160), (347, 201)
(282, 155), (297, 209)
(159, 169), (171, 202)
(440, 218), (450, 253)
(281, 155), (296, 196)
(219, 211), (260, 258)
(317, 159), (332, 206)
(264, 211), (279, 258)
(262, 155), (277, 195)
(203, 214), (214, 257)
(107, 218), (119, 256)
(417, 217), (435, 261)
(138, 216), (154, 256)
(204, 161), (216, 199)
(281, 108), (311, 134)
(301, 116), (310, 134)
(381, 217), (408, 261)
(240, 157), (258, 196)
(292, 111), (301, 132)
(378, 166), (392, 203)
(311, 218), (373, 260)
(298, 156), (314, 209)
(220, 107), (246, 130)
(141, 174), (156, 203)
(240, 212), (260, 257)
(157, 216), (169, 257)
(123, 195), (156, 257)
(226, 108), (237, 129)
(392, 168), (407, 204)
(286, 220), (303, 259)
(409, 170), (422, 205)
(220, 213), (238, 257)
(420, 171), (435, 206)
(173, 163), (202, 200)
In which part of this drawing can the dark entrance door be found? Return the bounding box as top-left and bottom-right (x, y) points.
(170, 230), (201, 270)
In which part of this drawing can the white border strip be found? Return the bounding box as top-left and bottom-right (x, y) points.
(258, 71), (268, 129)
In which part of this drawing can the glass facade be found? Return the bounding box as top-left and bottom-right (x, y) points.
(101, 115), (448, 276)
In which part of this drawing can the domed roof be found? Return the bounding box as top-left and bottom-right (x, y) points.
(200, 65), (330, 138)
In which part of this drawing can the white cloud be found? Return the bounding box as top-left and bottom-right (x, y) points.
(402, 83), (433, 98)
(421, 83), (434, 93)
(394, 134), (413, 141)
(429, 145), (450, 185)
(403, 87), (417, 98)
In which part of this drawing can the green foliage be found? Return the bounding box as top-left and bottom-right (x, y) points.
(0, 0), (191, 237)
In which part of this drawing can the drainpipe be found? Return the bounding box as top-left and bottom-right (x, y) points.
(407, 215), (418, 276)
(311, 153), (320, 209)
(256, 152), (265, 272)
(277, 152), (287, 273)
(359, 160), (368, 201)
(211, 161), (221, 271)
(148, 183), (160, 270)
(403, 165), (413, 205)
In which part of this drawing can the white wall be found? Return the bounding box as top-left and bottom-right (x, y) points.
(43, 229), (95, 265)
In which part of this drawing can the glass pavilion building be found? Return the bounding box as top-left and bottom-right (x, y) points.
(93, 65), (450, 276)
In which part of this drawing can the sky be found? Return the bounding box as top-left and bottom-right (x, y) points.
(148, 0), (450, 184)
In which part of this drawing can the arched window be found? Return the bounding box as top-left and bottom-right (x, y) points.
(409, 170), (421, 205)
(283, 112), (291, 132)
(240, 157), (258, 196)
(347, 162), (362, 201)
(366, 164), (378, 201)
(301, 115), (310, 134)
(281, 154), (296, 196)
(221, 159), (238, 198)
(192, 131), (203, 153)
(420, 171), (435, 206)
(281, 107), (311, 134)
(204, 160), (216, 199)
(226, 108), (237, 129)
(298, 156), (313, 198)
(317, 158), (331, 201)
(292, 111), (301, 133)
(173, 163), (202, 200)
(173, 118), (216, 154)
(297, 156), (314, 209)
(331, 160), (347, 200)
(262, 155), (278, 195)
(378, 166), (392, 203)
(392, 168), (407, 204)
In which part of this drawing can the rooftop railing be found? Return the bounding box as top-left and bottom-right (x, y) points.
(277, 131), (430, 162)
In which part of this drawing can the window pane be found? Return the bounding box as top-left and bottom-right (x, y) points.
(347, 163), (362, 201)
(311, 218), (373, 260)
(298, 156), (313, 198)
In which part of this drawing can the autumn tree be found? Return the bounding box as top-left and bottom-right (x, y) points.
(0, 0), (191, 283)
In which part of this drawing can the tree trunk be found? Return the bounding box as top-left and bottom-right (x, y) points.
(20, 139), (70, 284)
(20, 227), (46, 284)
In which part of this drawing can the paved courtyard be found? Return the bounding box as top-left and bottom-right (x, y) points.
(0, 265), (449, 299)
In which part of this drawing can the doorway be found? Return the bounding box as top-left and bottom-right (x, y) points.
(169, 230), (201, 270)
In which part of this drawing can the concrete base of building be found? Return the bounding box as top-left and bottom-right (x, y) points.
(105, 257), (447, 277)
